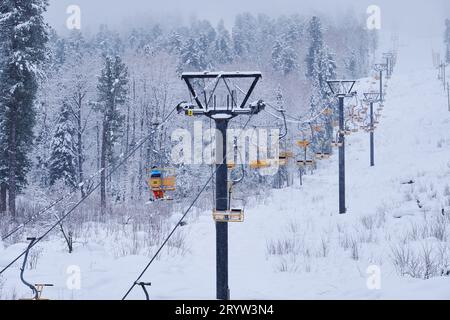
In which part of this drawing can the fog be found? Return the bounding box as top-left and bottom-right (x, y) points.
(46, 0), (449, 38)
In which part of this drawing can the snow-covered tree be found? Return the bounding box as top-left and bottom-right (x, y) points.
(272, 38), (298, 75)
(232, 13), (258, 59)
(178, 37), (208, 72)
(306, 17), (337, 153)
(212, 20), (233, 65)
(167, 31), (182, 55)
(0, 0), (49, 216)
(345, 50), (358, 78)
(306, 16), (323, 80)
(271, 40), (283, 71)
(95, 24), (123, 56)
(65, 30), (98, 198)
(445, 19), (450, 63)
(96, 55), (129, 210)
(49, 102), (77, 188)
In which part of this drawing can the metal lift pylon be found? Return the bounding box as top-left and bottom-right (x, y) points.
(177, 71), (265, 300)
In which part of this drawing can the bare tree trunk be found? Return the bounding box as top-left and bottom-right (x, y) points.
(0, 182), (7, 213)
(96, 121), (100, 172)
(8, 113), (17, 217)
(100, 122), (107, 213)
(76, 94), (85, 198)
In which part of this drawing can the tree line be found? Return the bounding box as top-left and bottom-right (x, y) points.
(0, 1), (377, 217)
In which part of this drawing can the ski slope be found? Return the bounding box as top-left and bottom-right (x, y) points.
(1, 35), (450, 300)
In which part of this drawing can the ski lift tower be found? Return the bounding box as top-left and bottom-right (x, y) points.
(363, 92), (380, 167)
(374, 63), (387, 103)
(326, 80), (356, 214)
(382, 52), (394, 78)
(177, 71), (265, 300)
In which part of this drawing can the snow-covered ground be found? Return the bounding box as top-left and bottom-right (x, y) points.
(2, 35), (450, 300)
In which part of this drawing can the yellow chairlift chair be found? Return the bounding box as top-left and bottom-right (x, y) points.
(212, 188), (245, 222)
(147, 168), (176, 191)
(296, 140), (310, 148)
(213, 208), (244, 223)
(249, 159), (271, 169)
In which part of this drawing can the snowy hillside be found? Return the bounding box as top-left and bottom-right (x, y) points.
(1, 34), (450, 300)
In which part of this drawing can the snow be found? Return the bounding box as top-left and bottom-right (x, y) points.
(2, 34), (450, 300)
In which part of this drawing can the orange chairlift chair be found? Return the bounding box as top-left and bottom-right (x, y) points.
(147, 167), (176, 201)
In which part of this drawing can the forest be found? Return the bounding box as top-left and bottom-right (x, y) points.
(0, 1), (377, 223)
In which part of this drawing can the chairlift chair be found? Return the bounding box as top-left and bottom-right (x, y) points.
(147, 168), (176, 192)
(322, 152), (331, 159)
(313, 125), (323, 132)
(296, 140), (310, 148)
(249, 159), (271, 169)
(227, 162), (236, 169)
(19, 284), (54, 301)
(297, 159), (315, 167)
(339, 129), (352, 136)
(315, 153), (324, 160)
(278, 155), (288, 166)
(135, 282), (152, 300)
(279, 151), (294, 158)
(213, 208), (244, 223)
(279, 150), (293, 166)
(19, 238), (53, 300)
(213, 189), (245, 222)
(323, 108), (333, 116)
(315, 152), (330, 160)
(147, 168), (176, 201)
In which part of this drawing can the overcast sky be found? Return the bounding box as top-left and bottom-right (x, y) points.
(46, 0), (449, 39)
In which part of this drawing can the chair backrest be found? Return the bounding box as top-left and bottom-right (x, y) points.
(162, 176), (175, 187)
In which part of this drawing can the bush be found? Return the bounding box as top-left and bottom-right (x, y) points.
(391, 243), (449, 279)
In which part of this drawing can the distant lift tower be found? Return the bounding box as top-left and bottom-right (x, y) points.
(363, 92), (381, 167)
(177, 71), (265, 300)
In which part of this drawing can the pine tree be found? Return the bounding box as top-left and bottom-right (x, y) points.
(280, 46), (298, 75)
(232, 13), (257, 59)
(96, 55), (128, 211)
(345, 51), (358, 78)
(271, 39), (283, 71)
(271, 36), (298, 75)
(305, 16), (323, 80)
(306, 17), (337, 153)
(445, 19), (450, 63)
(49, 102), (77, 188)
(178, 37), (207, 72)
(167, 31), (182, 55)
(212, 20), (233, 65)
(95, 24), (123, 56)
(0, 0), (49, 216)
